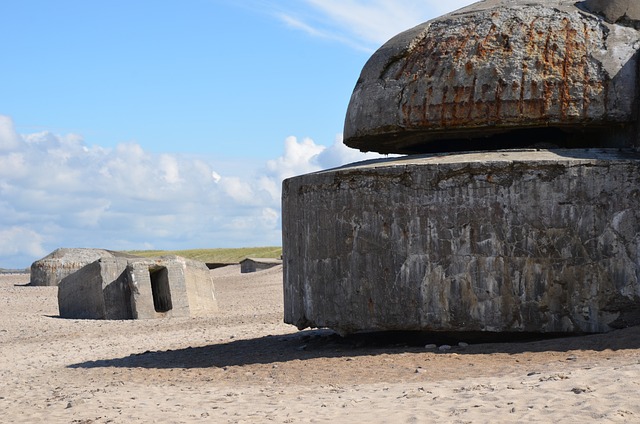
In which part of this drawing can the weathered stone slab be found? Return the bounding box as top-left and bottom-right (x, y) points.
(58, 256), (217, 320)
(30, 248), (138, 287)
(283, 149), (640, 335)
(344, 0), (640, 154)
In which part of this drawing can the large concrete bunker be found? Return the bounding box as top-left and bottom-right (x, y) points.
(58, 255), (218, 320)
(283, 0), (640, 335)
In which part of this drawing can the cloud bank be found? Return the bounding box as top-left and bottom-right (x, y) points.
(0, 115), (385, 268)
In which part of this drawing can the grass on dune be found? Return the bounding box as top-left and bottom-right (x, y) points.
(124, 247), (282, 264)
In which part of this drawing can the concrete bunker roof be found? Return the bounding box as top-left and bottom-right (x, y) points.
(344, 0), (640, 155)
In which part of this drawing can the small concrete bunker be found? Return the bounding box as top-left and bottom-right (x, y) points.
(58, 255), (218, 320)
(240, 257), (283, 273)
(283, 0), (640, 335)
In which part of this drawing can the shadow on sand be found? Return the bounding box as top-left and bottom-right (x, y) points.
(69, 325), (640, 370)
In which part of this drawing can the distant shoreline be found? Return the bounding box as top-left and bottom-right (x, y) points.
(0, 269), (29, 275)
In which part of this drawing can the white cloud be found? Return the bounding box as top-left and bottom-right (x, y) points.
(274, 0), (475, 50)
(266, 136), (325, 181)
(278, 13), (325, 38)
(277, 12), (373, 52)
(266, 134), (391, 179)
(219, 177), (259, 205)
(0, 116), (21, 152)
(0, 152), (27, 178)
(316, 134), (391, 169)
(0, 115), (386, 269)
(261, 207), (279, 227)
(159, 154), (182, 184)
(0, 227), (47, 260)
(74, 200), (112, 228)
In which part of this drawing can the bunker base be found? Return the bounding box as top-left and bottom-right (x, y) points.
(283, 149), (640, 335)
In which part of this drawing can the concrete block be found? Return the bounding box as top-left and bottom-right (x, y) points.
(58, 256), (217, 320)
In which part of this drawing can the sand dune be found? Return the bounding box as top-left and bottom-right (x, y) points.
(1, 265), (639, 423)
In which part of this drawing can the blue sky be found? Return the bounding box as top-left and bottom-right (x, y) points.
(0, 0), (473, 268)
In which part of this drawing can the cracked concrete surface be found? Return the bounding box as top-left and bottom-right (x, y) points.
(283, 150), (640, 335)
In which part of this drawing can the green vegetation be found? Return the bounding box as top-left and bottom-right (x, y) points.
(124, 247), (282, 264)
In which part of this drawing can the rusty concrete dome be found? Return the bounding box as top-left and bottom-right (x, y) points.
(344, 0), (640, 154)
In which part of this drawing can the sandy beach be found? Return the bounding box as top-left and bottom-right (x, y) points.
(1, 265), (640, 423)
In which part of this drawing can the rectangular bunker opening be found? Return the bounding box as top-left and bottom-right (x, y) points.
(149, 266), (172, 313)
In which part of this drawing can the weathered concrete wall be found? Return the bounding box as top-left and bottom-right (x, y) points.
(58, 256), (217, 320)
(283, 149), (640, 335)
(127, 259), (190, 319)
(181, 257), (219, 317)
(58, 258), (132, 320)
(344, 0), (640, 154)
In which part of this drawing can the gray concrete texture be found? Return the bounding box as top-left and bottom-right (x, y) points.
(58, 255), (217, 320)
(283, 150), (640, 335)
(344, 0), (640, 154)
